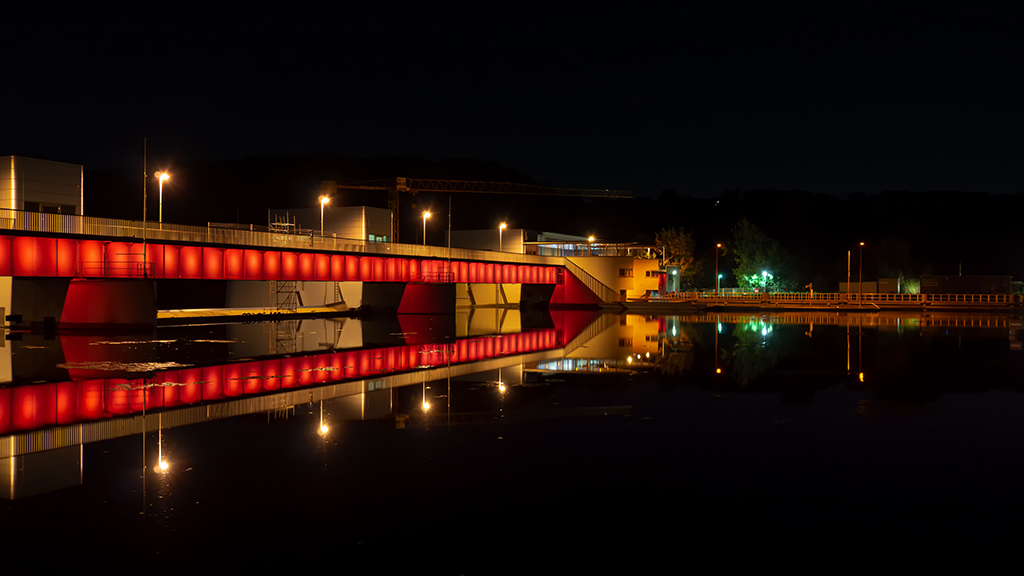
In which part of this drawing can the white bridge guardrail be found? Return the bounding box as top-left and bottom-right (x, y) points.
(0, 208), (564, 267)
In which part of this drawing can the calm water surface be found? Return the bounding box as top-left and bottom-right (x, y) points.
(2, 311), (1023, 570)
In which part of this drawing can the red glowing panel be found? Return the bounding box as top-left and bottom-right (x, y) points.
(400, 259), (411, 282)
(102, 242), (136, 278)
(0, 388), (11, 433)
(297, 356), (315, 386)
(314, 355), (331, 383)
(77, 237), (101, 272)
(385, 258), (399, 282)
(12, 236), (35, 276)
(162, 244), (180, 278)
(14, 386), (51, 429)
(330, 352), (345, 378)
(358, 350), (373, 374)
(280, 357), (299, 388)
(346, 255), (360, 280)
(371, 349), (385, 373)
(224, 371), (244, 396)
(79, 380), (104, 420)
(160, 372), (182, 407)
(141, 384), (163, 410)
(104, 383), (133, 416)
(343, 351), (360, 378)
(408, 259), (420, 282)
(57, 238), (77, 277)
(179, 246), (203, 279)
(260, 360), (279, 392)
(224, 363), (246, 393)
(299, 253), (315, 280)
(128, 381), (146, 412)
(0, 235), (11, 276)
(315, 253), (330, 280)
(224, 249), (244, 279)
(148, 245), (165, 278)
(331, 255), (346, 281)
(144, 244), (160, 278)
(281, 252), (298, 280)
(263, 251), (281, 280)
(358, 257), (372, 281)
(202, 247), (224, 279)
(244, 250), (264, 279)
(33, 237), (57, 276)
(203, 366), (224, 399)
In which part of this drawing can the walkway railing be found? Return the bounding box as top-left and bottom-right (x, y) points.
(564, 258), (620, 303)
(646, 291), (1020, 306)
(0, 208), (563, 266)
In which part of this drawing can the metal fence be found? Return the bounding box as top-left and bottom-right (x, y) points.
(0, 208), (563, 266)
(648, 291), (1021, 306)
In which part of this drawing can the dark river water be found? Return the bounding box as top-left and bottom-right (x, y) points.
(2, 310), (1023, 570)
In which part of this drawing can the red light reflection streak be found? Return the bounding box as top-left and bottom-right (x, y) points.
(0, 329), (560, 434)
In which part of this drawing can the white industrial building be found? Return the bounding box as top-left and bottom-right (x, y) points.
(0, 156), (84, 214)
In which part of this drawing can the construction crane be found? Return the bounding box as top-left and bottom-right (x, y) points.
(320, 177), (632, 243)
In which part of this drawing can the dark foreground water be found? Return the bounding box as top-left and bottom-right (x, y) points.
(2, 312), (1024, 571)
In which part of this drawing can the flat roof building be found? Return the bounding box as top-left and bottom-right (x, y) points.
(0, 156), (84, 215)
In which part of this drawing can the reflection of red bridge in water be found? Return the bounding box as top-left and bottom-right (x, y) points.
(0, 328), (564, 435)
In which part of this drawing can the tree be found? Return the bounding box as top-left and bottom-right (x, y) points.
(730, 218), (796, 291)
(656, 228), (702, 286)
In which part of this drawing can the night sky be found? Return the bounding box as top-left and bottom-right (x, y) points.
(5, 5), (1023, 198)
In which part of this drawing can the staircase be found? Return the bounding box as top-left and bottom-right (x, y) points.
(564, 259), (620, 303)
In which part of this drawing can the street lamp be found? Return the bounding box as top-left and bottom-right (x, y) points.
(762, 270), (768, 292)
(859, 241), (865, 308)
(422, 211), (431, 246)
(318, 195), (330, 237)
(715, 243), (722, 296)
(499, 222), (507, 252)
(155, 171), (170, 229)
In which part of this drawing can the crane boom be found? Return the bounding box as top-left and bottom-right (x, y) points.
(322, 177), (631, 243)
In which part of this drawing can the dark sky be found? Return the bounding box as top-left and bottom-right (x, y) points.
(5, 4), (1023, 198)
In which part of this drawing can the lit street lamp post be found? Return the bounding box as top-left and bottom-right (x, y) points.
(859, 242), (865, 308)
(499, 222), (506, 252)
(422, 211), (431, 246)
(319, 195), (330, 237)
(155, 171), (170, 229)
(762, 270), (768, 292)
(715, 243), (722, 296)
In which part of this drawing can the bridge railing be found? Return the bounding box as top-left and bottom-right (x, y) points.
(0, 209), (563, 267)
(648, 291), (1020, 306)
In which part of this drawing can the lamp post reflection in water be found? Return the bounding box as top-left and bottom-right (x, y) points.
(714, 315), (721, 374)
(157, 413), (168, 473)
(318, 401), (329, 436)
(422, 376), (431, 413)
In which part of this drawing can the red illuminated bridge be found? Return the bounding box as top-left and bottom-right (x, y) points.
(0, 209), (612, 328)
